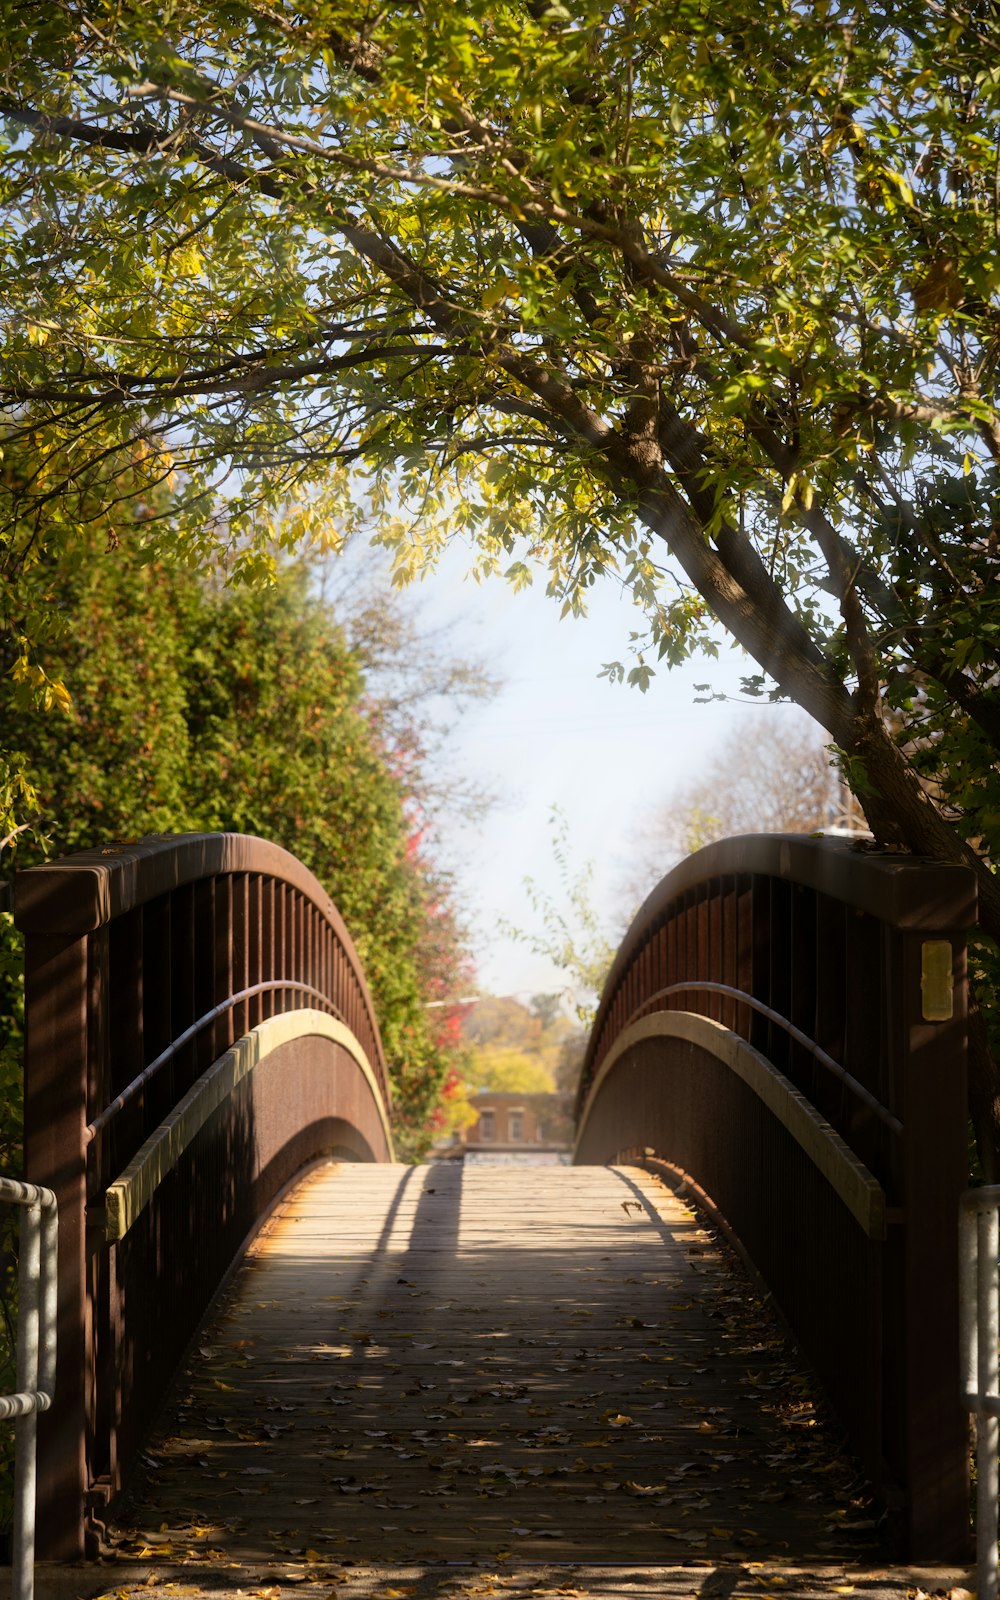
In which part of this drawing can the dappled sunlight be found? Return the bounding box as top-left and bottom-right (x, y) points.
(107, 1163), (878, 1575)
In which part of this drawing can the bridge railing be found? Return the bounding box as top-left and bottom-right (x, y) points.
(15, 833), (394, 1558)
(575, 834), (975, 1560)
(960, 1186), (1000, 1600)
(0, 1177), (58, 1600)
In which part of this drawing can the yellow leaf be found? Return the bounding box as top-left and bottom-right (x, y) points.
(481, 278), (519, 310)
(883, 168), (915, 207)
(173, 240), (204, 276)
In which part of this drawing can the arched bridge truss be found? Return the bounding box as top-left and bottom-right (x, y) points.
(17, 830), (977, 1564)
(574, 833), (975, 1559)
(16, 834), (393, 1558)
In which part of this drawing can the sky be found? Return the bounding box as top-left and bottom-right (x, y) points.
(359, 539), (818, 1008)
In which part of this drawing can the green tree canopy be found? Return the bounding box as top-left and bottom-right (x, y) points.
(2, 535), (473, 1157)
(3, 0), (1000, 1154)
(0, 516), (482, 1529)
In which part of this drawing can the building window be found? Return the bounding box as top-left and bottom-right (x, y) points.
(478, 1109), (495, 1142)
(509, 1109), (524, 1143)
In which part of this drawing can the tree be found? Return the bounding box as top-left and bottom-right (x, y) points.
(3, 2), (1000, 1157)
(1, 532), (475, 1159)
(621, 716), (851, 911)
(504, 808), (620, 1022)
(465, 1047), (556, 1094)
(315, 549), (499, 836)
(0, 520), (486, 1531)
(458, 992), (584, 1093)
(463, 996), (544, 1054)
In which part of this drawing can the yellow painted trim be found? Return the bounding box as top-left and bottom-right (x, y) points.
(104, 1009), (394, 1240)
(575, 1011), (885, 1241)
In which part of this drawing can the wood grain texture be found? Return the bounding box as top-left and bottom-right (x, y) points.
(111, 1163), (880, 1568)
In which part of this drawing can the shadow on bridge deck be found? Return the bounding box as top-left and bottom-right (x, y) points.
(105, 1162), (881, 1575)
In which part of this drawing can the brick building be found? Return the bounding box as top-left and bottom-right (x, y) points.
(448, 1090), (574, 1160)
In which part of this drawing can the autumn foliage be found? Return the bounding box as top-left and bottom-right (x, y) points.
(0, 536), (473, 1161)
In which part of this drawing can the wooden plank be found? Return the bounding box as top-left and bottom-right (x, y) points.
(111, 1164), (880, 1568)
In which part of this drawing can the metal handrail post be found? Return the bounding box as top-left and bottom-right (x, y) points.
(0, 1178), (58, 1600)
(960, 1187), (1000, 1600)
(39, 1196), (57, 1404)
(13, 1197), (41, 1600)
(979, 1204), (999, 1600)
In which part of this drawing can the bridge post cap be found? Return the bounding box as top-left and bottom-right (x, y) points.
(13, 831), (344, 936)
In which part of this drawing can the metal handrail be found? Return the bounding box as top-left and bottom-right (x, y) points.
(960, 1185), (1000, 1600)
(0, 1177), (58, 1600)
(85, 978), (339, 1141)
(627, 981), (904, 1136)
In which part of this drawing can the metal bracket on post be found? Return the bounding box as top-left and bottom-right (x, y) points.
(960, 1187), (1000, 1600)
(0, 1177), (59, 1600)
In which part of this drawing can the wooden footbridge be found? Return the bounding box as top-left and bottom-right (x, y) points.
(107, 1161), (876, 1574)
(13, 831), (976, 1571)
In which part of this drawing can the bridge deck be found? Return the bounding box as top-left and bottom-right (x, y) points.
(110, 1163), (878, 1571)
